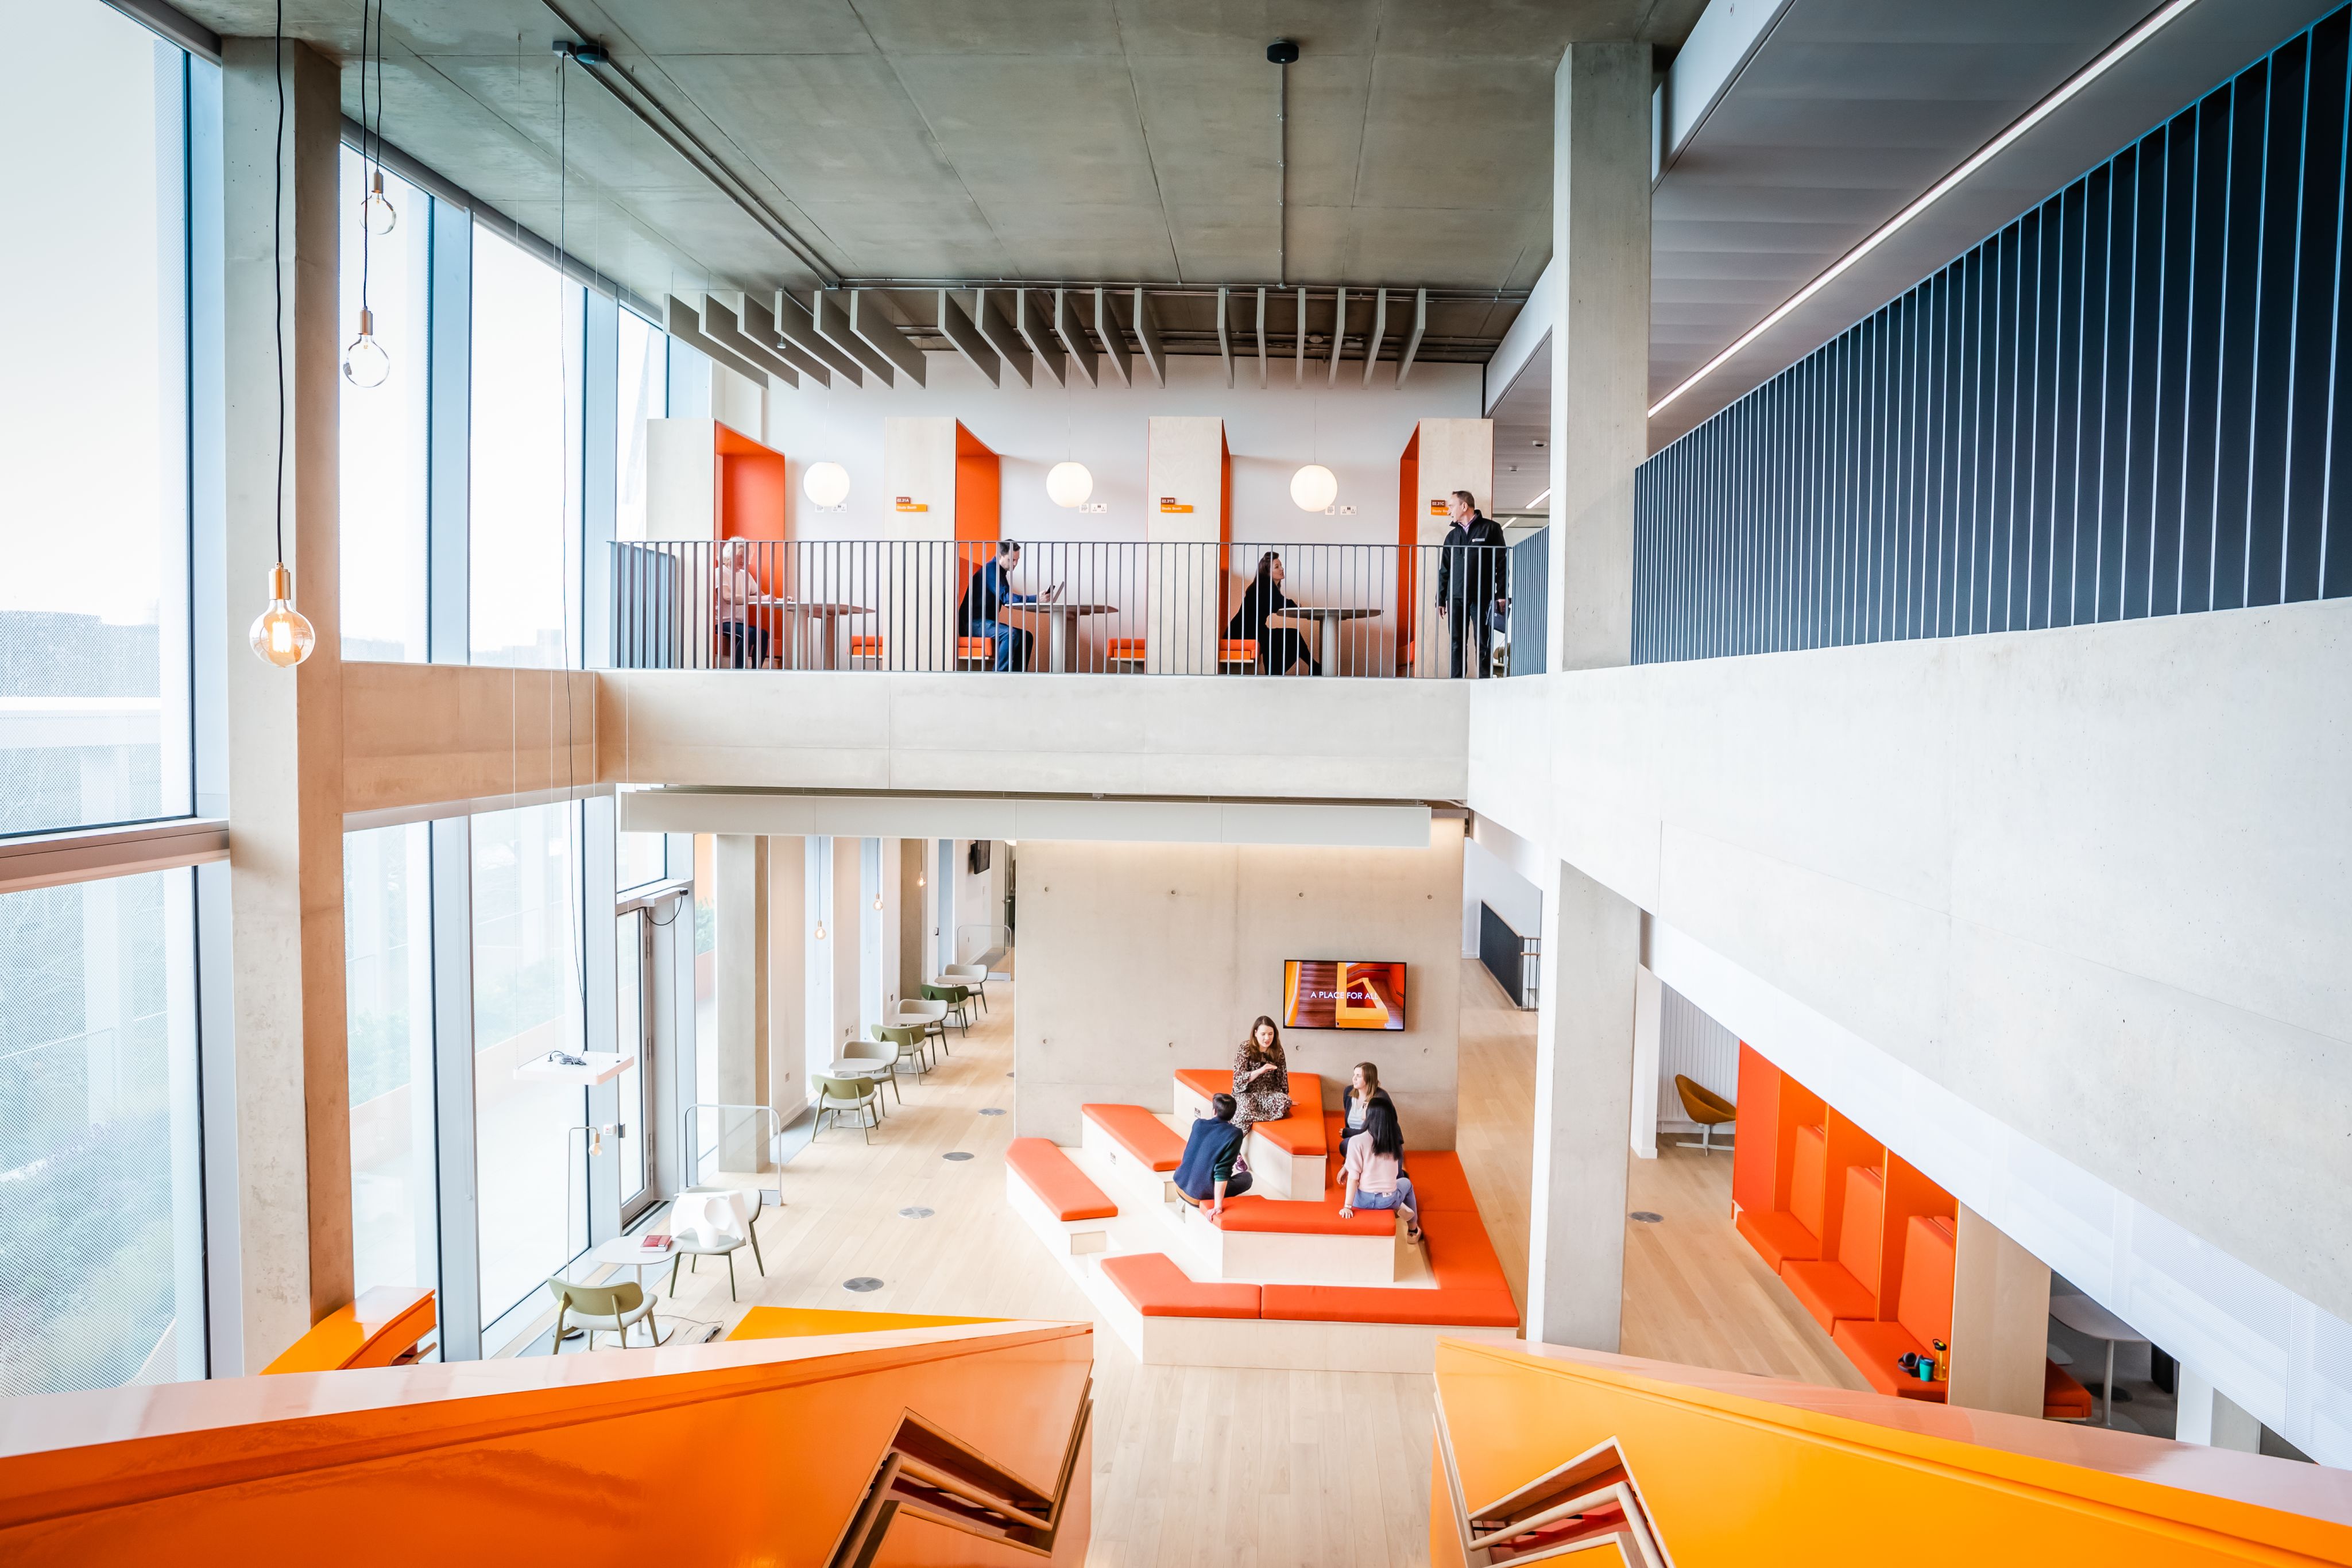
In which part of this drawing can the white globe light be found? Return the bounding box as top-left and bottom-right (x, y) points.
(1290, 463), (1339, 513)
(803, 460), (850, 508)
(1046, 460), (1093, 509)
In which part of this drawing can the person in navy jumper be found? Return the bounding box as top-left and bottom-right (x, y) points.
(1173, 1092), (1252, 1218)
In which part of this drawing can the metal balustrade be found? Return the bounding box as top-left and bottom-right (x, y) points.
(610, 538), (1530, 677)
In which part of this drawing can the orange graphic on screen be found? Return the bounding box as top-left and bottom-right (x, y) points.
(1284, 961), (1406, 1031)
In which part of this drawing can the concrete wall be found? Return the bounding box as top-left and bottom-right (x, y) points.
(1013, 819), (1464, 1149)
(1465, 597), (2352, 1463)
(1461, 833), (1542, 957)
(598, 670), (1468, 802)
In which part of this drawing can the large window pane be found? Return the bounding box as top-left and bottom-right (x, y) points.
(615, 911), (648, 1206)
(0, 870), (203, 1393)
(471, 226), (585, 669)
(0, 11), (190, 837)
(616, 308), (664, 544)
(339, 148), (430, 663)
(344, 823), (438, 1315)
(471, 802), (587, 1331)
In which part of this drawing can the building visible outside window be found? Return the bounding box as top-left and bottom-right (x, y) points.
(0, 7), (191, 838)
(471, 801), (587, 1334)
(338, 148), (431, 663)
(470, 226), (584, 670)
(616, 308), (664, 543)
(0, 872), (204, 1394)
(343, 823), (438, 1308)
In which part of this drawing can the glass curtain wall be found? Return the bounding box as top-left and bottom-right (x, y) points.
(470, 800), (589, 1334)
(0, 8), (191, 838)
(0, 871), (204, 1394)
(338, 148), (431, 663)
(470, 226), (585, 669)
(343, 823), (438, 1308)
(616, 308), (664, 543)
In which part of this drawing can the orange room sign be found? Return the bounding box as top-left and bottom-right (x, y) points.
(1429, 498), (1449, 515)
(1158, 496), (1193, 513)
(894, 495), (929, 512)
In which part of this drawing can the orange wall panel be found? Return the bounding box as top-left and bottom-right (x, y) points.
(1730, 1042), (1780, 1216)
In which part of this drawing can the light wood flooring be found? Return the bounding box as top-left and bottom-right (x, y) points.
(629, 960), (1858, 1566)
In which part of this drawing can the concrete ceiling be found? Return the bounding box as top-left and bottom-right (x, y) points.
(1648, 0), (2342, 444)
(176, 0), (1706, 359)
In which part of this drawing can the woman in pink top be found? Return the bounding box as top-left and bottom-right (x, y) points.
(1337, 1101), (1421, 1242)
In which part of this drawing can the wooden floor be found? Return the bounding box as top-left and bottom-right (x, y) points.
(639, 960), (1858, 1566)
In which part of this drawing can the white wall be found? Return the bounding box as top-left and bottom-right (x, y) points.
(764, 351), (1483, 547)
(954, 839), (1007, 965)
(1655, 982), (1738, 1132)
(1462, 833), (1543, 956)
(1013, 821), (1464, 1149)
(1465, 597), (2352, 1466)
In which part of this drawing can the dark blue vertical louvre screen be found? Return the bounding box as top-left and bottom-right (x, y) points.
(1633, 6), (2352, 664)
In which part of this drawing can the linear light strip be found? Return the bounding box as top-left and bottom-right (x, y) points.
(1650, 0), (2206, 420)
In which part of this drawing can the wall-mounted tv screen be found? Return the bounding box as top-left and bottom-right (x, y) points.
(1283, 960), (1407, 1031)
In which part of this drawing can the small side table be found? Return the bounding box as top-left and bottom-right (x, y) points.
(2048, 1292), (2147, 1426)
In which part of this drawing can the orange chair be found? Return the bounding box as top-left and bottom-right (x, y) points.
(1106, 637), (1147, 668)
(848, 634), (883, 667)
(1673, 1074), (1736, 1153)
(1218, 637), (1259, 672)
(957, 635), (995, 669)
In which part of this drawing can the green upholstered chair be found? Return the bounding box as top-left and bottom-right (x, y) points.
(547, 1276), (659, 1350)
(818, 1074), (881, 1143)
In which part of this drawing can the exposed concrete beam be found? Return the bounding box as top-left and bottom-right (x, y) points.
(935, 290), (1000, 386)
(772, 291), (862, 386)
(741, 293), (830, 386)
(850, 291), (926, 386)
(1094, 288), (1133, 385)
(1328, 285), (1347, 385)
(1363, 287), (1388, 388)
(1217, 286), (1232, 388)
(1132, 288), (1167, 386)
(813, 289), (895, 385)
(1019, 290), (1066, 386)
(1295, 285), (1307, 385)
(1255, 287), (1268, 388)
(702, 294), (799, 387)
(1055, 288), (1097, 386)
(976, 288), (1032, 386)
(1398, 288), (1428, 387)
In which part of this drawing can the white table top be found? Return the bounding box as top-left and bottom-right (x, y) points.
(830, 1058), (892, 1075)
(783, 601), (873, 616)
(1272, 605), (1382, 620)
(997, 602), (1117, 617)
(514, 1050), (635, 1086)
(587, 1235), (675, 1268)
(2049, 1292), (2146, 1344)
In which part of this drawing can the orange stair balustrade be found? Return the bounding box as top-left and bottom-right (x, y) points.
(0, 1318), (1094, 1567)
(1432, 1337), (2352, 1568)
(259, 1285), (434, 1373)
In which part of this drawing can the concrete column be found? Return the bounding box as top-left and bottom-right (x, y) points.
(1628, 965), (1661, 1159)
(1546, 41), (1651, 672)
(1948, 1204), (2053, 1417)
(765, 835), (807, 1117)
(2177, 1368), (2264, 1451)
(829, 837), (862, 1059)
(898, 838), (927, 1002)
(220, 36), (347, 1364)
(713, 834), (769, 1168)
(1526, 858), (1642, 1348)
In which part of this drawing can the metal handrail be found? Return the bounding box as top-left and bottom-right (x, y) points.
(680, 1101), (787, 1183)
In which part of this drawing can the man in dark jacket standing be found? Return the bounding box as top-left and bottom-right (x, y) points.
(1435, 490), (1507, 678)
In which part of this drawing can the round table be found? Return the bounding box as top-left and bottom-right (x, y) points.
(996, 602), (1118, 672)
(586, 1234), (679, 1289)
(1270, 605), (1382, 676)
(2048, 1292), (2148, 1426)
(777, 601), (873, 671)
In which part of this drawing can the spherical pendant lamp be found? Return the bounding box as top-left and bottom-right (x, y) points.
(1046, 460), (1094, 509)
(1289, 463), (1339, 513)
(803, 460), (851, 508)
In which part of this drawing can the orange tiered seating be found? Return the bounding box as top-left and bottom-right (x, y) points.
(1173, 1067), (1326, 1157)
(1782, 1164), (1883, 1331)
(1263, 1212), (1518, 1327)
(1005, 1137), (1117, 1221)
(1080, 1104), (1183, 1171)
(2044, 1358), (2095, 1420)
(1101, 1252), (1260, 1319)
(1833, 1214), (1957, 1401)
(1735, 1121), (1828, 1269)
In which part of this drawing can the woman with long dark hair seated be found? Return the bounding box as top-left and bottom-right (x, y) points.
(1225, 551), (1320, 676)
(1337, 1100), (1421, 1242)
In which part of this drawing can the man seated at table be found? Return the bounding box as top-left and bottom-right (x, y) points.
(715, 539), (767, 668)
(958, 540), (1059, 671)
(1172, 1092), (1252, 1219)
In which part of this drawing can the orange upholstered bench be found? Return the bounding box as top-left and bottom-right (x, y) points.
(1006, 1138), (1116, 1221)
(1735, 1121), (1829, 1269)
(1263, 1214), (1518, 1327)
(1782, 1163), (1883, 1331)
(848, 634), (883, 661)
(1833, 1214), (1956, 1401)
(957, 636), (995, 666)
(1218, 637), (1258, 669)
(1171, 1068), (1326, 1199)
(1107, 637), (1147, 665)
(1081, 1104), (1183, 1170)
(1101, 1252), (1260, 1319)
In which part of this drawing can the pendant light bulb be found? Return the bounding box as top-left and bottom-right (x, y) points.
(813, 920), (827, 941)
(803, 460), (851, 509)
(248, 564), (315, 668)
(343, 307), (390, 388)
(1046, 460), (1093, 509)
(872, 893), (885, 912)
(1289, 463), (1339, 513)
(361, 168), (399, 235)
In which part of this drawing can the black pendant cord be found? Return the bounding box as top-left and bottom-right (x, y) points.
(273, 0), (286, 568)
(355, 0), (370, 320)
